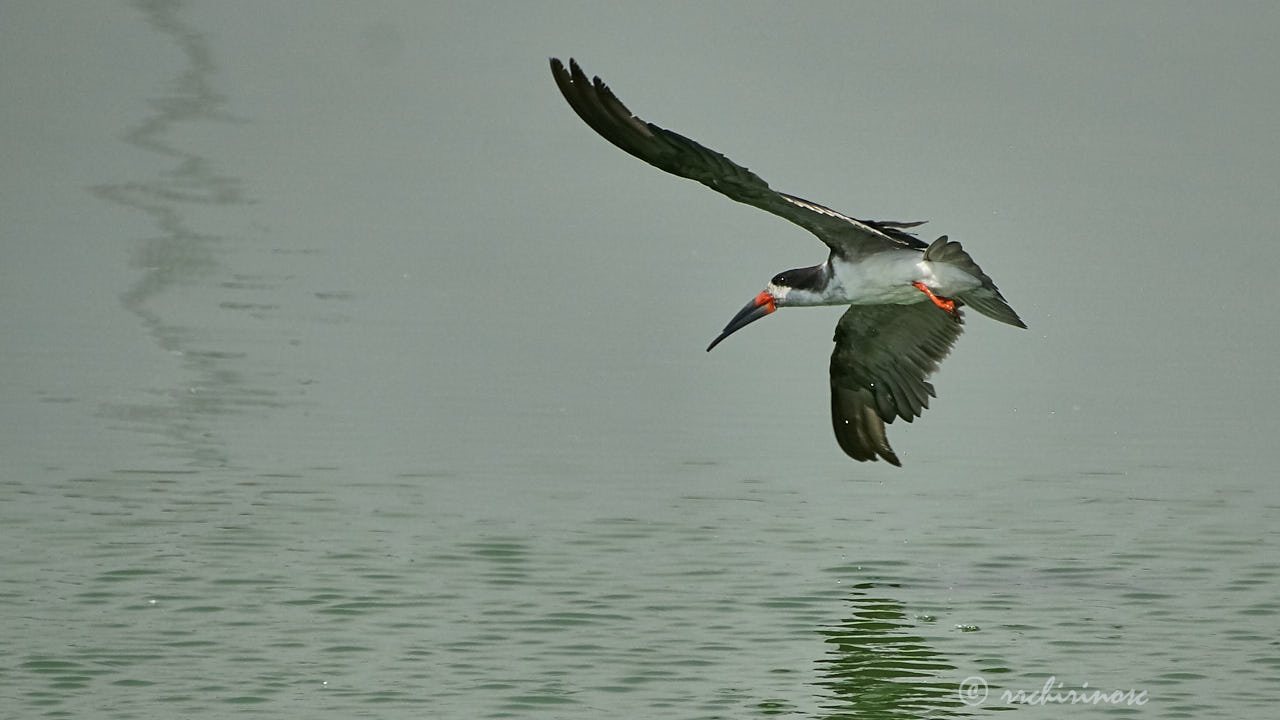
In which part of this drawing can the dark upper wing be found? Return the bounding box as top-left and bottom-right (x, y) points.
(829, 302), (964, 465)
(550, 58), (925, 256)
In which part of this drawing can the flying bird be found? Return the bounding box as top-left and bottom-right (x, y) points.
(550, 58), (1025, 466)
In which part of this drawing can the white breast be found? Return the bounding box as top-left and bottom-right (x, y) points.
(827, 251), (980, 305)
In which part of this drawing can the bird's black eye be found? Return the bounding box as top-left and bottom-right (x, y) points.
(771, 272), (788, 285)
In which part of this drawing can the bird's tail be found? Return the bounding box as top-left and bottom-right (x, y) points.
(958, 287), (1026, 328)
(923, 236), (1027, 329)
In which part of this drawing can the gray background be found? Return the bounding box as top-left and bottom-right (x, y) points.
(2, 1), (1276, 717)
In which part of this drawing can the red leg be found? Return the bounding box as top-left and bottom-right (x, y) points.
(912, 282), (957, 313)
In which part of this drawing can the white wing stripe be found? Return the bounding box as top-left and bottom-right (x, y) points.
(781, 195), (892, 240)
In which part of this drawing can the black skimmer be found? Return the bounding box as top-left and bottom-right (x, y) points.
(550, 58), (1025, 466)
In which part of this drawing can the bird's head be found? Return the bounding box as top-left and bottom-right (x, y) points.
(706, 265), (828, 351)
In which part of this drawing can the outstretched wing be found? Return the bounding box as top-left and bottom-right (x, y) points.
(829, 302), (965, 465)
(550, 58), (925, 257)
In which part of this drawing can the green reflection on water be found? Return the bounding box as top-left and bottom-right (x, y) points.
(815, 584), (975, 719)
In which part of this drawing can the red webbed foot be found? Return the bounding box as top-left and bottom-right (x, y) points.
(912, 282), (957, 314)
